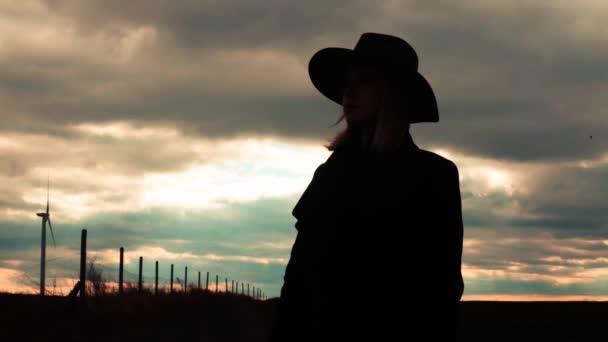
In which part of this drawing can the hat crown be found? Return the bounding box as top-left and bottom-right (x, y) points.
(307, 32), (439, 123)
(353, 32), (419, 72)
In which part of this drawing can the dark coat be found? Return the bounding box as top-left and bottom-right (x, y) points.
(269, 132), (464, 341)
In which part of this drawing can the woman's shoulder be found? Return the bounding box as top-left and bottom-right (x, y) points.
(414, 147), (458, 174)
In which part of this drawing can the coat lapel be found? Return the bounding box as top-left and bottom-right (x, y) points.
(291, 131), (420, 230)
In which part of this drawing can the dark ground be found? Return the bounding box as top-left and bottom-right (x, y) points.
(1, 293), (606, 341)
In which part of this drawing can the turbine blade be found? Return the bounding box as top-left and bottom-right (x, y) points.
(48, 217), (56, 248)
(46, 174), (50, 214)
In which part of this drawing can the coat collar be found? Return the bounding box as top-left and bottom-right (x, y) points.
(291, 131), (418, 226)
(336, 130), (419, 156)
(321, 130), (420, 183)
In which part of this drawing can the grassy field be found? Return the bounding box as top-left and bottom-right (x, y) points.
(0, 291), (275, 341)
(1, 293), (606, 341)
(458, 301), (607, 341)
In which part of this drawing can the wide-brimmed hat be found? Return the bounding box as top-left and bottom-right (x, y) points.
(308, 32), (439, 123)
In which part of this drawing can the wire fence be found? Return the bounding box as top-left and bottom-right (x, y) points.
(23, 229), (267, 301)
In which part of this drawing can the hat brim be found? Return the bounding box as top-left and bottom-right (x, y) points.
(308, 47), (439, 123)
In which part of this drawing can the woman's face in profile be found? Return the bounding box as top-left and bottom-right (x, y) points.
(341, 65), (385, 124)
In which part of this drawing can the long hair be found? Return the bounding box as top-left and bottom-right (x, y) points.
(323, 77), (412, 152)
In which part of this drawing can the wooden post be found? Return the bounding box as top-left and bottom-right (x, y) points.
(170, 264), (174, 293)
(206, 272), (209, 291)
(185, 266), (188, 294)
(155, 261), (159, 295)
(40, 214), (46, 296)
(138, 256), (143, 294)
(236, 281), (239, 295)
(241, 283), (244, 295)
(79, 229), (87, 299)
(198, 271), (201, 289)
(225, 278), (228, 293)
(119, 246), (124, 294)
(247, 283), (250, 297)
(232, 280), (234, 293)
(215, 274), (218, 293)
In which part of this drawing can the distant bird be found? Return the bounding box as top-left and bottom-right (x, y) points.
(36, 175), (56, 296)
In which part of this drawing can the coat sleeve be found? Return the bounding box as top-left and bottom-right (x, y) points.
(268, 164), (326, 342)
(432, 161), (465, 329)
(445, 162), (465, 303)
(268, 226), (314, 342)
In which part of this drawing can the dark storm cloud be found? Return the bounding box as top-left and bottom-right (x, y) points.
(516, 162), (608, 238)
(1, 0), (607, 297)
(0, 0), (602, 161)
(43, 0), (369, 50)
(463, 231), (608, 268)
(0, 126), (223, 210)
(375, 1), (608, 162)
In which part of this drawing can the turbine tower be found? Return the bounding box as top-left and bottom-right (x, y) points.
(36, 175), (56, 296)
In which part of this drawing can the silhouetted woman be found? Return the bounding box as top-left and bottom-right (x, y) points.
(269, 32), (464, 341)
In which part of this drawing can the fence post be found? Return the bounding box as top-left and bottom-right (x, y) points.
(155, 261), (159, 295)
(215, 274), (218, 293)
(241, 283), (244, 295)
(170, 264), (174, 293)
(198, 271), (201, 290)
(79, 229), (87, 300)
(138, 256), (143, 294)
(232, 280), (234, 294)
(225, 278), (228, 293)
(236, 281), (239, 295)
(185, 266), (188, 294)
(206, 272), (209, 291)
(119, 246), (124, 295)
(247, 283), (250, 297)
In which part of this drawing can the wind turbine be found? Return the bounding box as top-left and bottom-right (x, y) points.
(36, 175), (56, 296)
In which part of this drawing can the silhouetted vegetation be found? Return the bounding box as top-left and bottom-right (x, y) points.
(0, 293), (606, 341)
(0, 291), (274, 341)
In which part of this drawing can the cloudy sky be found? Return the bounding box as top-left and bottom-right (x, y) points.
(1, 0), (607, 300)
